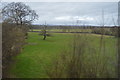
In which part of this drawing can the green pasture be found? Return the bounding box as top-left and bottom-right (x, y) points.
(31, 29), (92, 32)
(9, 32), (117, 78)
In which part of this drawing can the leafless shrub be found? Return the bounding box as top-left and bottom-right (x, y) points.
(2, 23), (27, 77)
(38, 22), (52, 40)
(91, 27), (114, 36)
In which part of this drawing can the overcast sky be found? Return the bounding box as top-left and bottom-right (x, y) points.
(2, 0), (119, 2)
(2, 2), (118, 26)
(23, 2), (118, 26)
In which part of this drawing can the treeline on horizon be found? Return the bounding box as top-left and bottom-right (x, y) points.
(31, 24), (118, 29)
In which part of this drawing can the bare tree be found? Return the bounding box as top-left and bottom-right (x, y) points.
(43, 23), (47, 40)
(2, 2), (38, 25)
(41, 21), (47, 40)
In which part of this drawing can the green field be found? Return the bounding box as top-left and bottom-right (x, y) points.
(31, 29), (92, 33)
(9, 32), (117, 78)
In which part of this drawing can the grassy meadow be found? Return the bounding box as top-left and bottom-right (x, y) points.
(31, 29), (92, 33)
(9, 32), (118, 78)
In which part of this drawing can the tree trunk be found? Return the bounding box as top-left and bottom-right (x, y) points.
(43, 34), (46, 40)
(43, 30), (47, 40)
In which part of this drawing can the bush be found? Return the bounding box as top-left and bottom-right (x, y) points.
(2, 23), (28, 77)
(92, 28), (113, 36)
(110, 27), (118, 37)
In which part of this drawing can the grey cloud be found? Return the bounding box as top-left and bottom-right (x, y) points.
(25, 2), (118, 25)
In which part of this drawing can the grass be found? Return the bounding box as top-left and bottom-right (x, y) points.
(9, 32), (73, 78)
(9, 32), (117, 78)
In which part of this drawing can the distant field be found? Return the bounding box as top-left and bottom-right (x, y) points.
(31, 29), (92, 33)
(9, 32), (117, 78)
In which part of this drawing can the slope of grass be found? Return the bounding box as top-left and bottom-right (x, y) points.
(9, 32), (117, 78)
